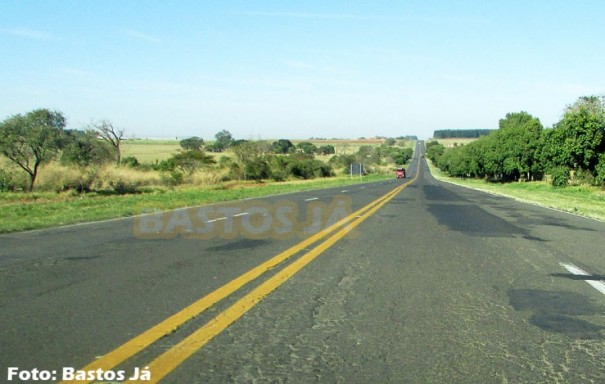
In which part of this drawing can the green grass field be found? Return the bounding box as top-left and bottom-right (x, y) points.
(427, 160), (605, 222)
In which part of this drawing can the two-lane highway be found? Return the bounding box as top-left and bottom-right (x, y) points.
(2, 142), (605, 383)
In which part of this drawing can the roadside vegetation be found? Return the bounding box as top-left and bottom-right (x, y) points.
(427, 161), (605, 222)
(425, 95), (605, 221)
(427, 95), (605, 188)
(0, 109), (415, 232)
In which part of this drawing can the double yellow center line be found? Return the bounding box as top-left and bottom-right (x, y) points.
(62, 165), (418, 384)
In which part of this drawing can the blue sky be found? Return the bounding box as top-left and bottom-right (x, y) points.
(1, 1), (604, 140)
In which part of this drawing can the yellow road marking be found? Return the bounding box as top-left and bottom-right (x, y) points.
(129, 168), (419, 383)
(60, 177), (411, 384)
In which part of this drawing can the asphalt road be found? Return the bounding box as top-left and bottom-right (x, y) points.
(2, 142), (605, 383)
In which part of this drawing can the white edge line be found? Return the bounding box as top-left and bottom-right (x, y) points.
(560, 262), (605, 296)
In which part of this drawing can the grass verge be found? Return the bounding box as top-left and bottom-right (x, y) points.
(426, 161), (605, 222)
(0, 174), (392, 233)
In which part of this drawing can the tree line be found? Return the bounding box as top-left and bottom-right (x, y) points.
(158, 137), (412, 184)
(0, 109), (415, 192)
(433, 129), (494, 139)
(426, 96), (605, 187)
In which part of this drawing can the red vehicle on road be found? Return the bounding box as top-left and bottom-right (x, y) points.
(396, 168), (406, 179)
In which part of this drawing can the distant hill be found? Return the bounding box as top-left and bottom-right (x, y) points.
(433, 129), (494, 139)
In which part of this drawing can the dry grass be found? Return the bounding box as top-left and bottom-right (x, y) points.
(95, 165), (161, 188)
(188, 168), (230, 186)
(29, 163), (162, 191)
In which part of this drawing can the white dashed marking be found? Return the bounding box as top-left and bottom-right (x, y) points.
(560, 263), (605, 296)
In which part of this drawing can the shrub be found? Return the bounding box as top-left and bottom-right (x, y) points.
(573, 168), (596, 186)
(288, 158), (334, 179)
(296, 142), (317, 155)
(243, 158), (271, 180)
(227, 163), (243, 180)
(172, 150), (215, 173)
(110, 179), (141, 194)
(269, 156), (289, 181)
(218, 156), (232, 167)
(160, 170), (183, 187)
(329, 154), (356, 168)
(272, 139), (294, 154)
(153, 151), (215, 174)
(550, 166), (570, 187)
(0, 169), (15, 191)
(121, 156), (140, 168)
(317, 145), (336, 155)
(153, 158), (176, 172)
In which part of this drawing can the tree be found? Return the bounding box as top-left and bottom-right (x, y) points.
(61, 129), (113, 167)
(0, 109), (65, 191)
(93, 120), (124, 165)
(433, 129), (494, 139)
(180, 136), (204, 151)
(546, 96), (605, 172)
(435, 112), (543, 181)
(537, 96), (605, 185)
(425, 141), (445, 164)
(357, 145), (381, 164)
(297, 141), (317, 155)
(214, 129), (234, 152)
(232, 141), (272, 164)
(171, 150), (215, 174)
(496, 111), (543, 181)
(317, 144), (336, 155)
(271, 139), (294, 154)
(231, 141), (272, 180)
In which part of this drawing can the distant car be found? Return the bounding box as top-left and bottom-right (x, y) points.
(396, 168), (406, 178)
